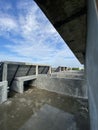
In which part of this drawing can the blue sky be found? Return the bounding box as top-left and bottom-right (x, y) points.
(0, 0), (83, 67)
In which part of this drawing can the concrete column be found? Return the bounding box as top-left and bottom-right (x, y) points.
(2, 63), (7, 81)
(48, 67), (51, 74)
(0, 81), (8, 104)
(11, 80), (24, 93)
(86, 0), (98, 129)
(59, 67), (61, 72)
(63, 67), (65, 71)
(36, 65), (38, 76)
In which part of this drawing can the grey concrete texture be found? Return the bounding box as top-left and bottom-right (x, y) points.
(0, 61), (51, 86)
(32, 75), (87, 98)
(55, 66), (67, 72)
(11, 75), (37, 93)
(86, 0), (98, 129)
(19, 104), (77, 130)
(34, 0), (86, 63)
(51, 71), (84, 79)
(0, 81), (8, 104)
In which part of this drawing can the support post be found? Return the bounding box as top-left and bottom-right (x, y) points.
(36, 65), (38, 76)
(59, 67), (61, 72)
(2, 63), (7, 81)
(48, 66), (51, 74)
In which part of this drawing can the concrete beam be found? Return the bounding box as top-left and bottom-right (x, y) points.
(54, 7), (87, 28)
(34, 0), (87, 63)
(2, 61), (51, 67)
(36, 65), (38, 76)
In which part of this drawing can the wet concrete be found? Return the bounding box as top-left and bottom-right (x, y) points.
(19, 104), (77, 130)
(0, 86), (89, 130)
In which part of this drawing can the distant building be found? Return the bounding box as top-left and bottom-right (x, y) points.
(55, 66), (68, 72)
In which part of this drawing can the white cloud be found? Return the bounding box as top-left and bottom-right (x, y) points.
(0, 17), (17, 31)
(5, 41), (80, 67)
(0, 52), (33, 63)
(0, 0), (82, 67)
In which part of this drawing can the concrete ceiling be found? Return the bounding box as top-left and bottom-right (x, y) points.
(34, 0), (87, 64)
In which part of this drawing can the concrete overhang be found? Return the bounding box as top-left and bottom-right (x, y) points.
(34, 0), (87, 64)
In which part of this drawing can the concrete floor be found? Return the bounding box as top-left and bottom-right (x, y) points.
(0, 86), (89, 130)
(19, 104), (77, 130)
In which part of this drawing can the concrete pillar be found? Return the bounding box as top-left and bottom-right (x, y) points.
(2, 63), (7, 81)
(86, 0), (98, 129)
(48, 66), (51, 74)
(36, 65), (38, 76)
(0, 81), (8, 104)
(11, 79), (24, 93)
(63, 67), (65, 71)
(59, 67), (61, 72)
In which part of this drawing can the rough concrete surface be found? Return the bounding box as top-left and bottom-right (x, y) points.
(0, 81), (8, 104)
(19, 104), (77, 130)
(32, 75), (87, 98)
(0, 87), (89, 130)
(51, 71), (84, 79)
(86, 0), (98, 129)
(11, 75), (37, 93)
(0, 61), (51, 86)
(34, 0), (87, 63)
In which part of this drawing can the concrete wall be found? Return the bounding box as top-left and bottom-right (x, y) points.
(51, 71), (84, 79)
(32, 75), (87, 98)
(0, 61), (51, 87)
(86, 0), (98, 129)
(0, 81), (8, 104)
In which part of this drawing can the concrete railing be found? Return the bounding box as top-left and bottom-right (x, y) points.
(0, 81), (8, 104)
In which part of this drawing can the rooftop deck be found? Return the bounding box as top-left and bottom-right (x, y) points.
(0, 87), (89, 130)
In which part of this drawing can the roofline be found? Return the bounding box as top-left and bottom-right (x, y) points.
(0, 61), (51, 67)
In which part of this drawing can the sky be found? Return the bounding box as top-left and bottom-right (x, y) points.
(0, 0), (83, 67)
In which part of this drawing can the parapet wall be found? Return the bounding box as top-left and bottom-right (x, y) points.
(32, 75), (87, 99)
(51, 71), (84, 79)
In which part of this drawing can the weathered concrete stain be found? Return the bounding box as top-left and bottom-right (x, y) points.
(0, 87), (89, 130)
